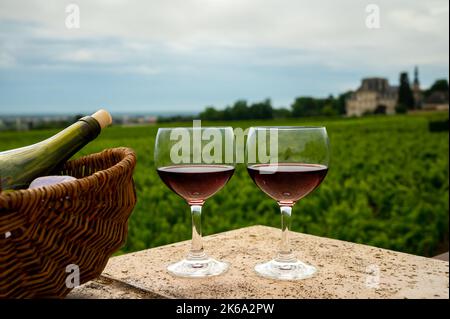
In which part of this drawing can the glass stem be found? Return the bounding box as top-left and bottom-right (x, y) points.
(188, 205), (206, 260)
(276, 206), (296, 263)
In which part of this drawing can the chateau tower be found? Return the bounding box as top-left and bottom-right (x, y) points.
(412, 66), (422, 108)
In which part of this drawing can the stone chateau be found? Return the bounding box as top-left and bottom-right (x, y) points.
(346, 67), (423, 116)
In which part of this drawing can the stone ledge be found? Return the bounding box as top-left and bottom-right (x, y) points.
(68, 225), (449, 299)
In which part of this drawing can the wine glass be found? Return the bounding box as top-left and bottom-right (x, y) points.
(155, 126), (235, 277)
(246, 126), (329, 280)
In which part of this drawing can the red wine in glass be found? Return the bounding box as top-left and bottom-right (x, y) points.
(157, 165), (235, 205)
(246, 126), (330, 280)
(155, 126), (235, 278)
(247, 163), (328, 206)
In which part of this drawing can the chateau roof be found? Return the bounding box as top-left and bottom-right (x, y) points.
(357, 78), (398, 95)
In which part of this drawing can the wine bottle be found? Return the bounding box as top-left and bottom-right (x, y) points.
(0, 109), (112, 191)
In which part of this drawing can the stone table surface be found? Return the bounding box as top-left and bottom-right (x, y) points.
(68, 225), (449, 299)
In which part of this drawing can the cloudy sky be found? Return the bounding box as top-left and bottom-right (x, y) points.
(0, 0), (448, 114)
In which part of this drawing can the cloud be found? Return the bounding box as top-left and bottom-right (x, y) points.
(0, 51), (16, 68)
(59, 49), (96, 62)
(0, 0), (448, 71)
(59, 48), (122, 63)
(0, 0), (448, 113)
(114, 65), (161, 75)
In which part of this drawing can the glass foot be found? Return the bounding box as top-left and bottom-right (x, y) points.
(255, 259), (317, 280)
(167, 257), (229, 278)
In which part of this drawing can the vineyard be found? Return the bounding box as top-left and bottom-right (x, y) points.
(0, 112), (448, 257)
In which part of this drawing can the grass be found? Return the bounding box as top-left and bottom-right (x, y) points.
(0, 112), (448, 256)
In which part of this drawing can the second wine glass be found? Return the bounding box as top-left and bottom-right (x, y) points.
(155, 126), (235, 278)
(246, 126), (329, 280)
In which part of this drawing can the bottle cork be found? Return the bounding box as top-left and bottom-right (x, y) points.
(91, 109), (113, 129)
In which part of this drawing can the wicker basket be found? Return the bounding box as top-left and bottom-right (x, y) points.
(0, 147), (137, 298)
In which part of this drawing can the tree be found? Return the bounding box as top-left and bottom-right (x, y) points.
(337, 91), (353, 115)
(424, 79), (449, 98)
(397, 72), (414, 110)
(230, 100), (250, 120)
(249, 99), (273, 119)
(199, 106), (222, 121)
(222, 106), (233, 121)
(273, 107), (291, 119)
(199, 99), (275, 121)
(321, 104), (338, 116)
(291, 97), (318, 117)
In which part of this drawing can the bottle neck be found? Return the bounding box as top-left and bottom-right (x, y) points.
(0, 116), (102, 191)
(77, 116), (101, 141)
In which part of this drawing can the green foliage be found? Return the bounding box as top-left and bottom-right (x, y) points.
(429, 118), (449, 132)
(199, 106), (222, 121)
(321, 104), (338, 116)
(249, 99), (273, 119)
(337, 91), (352, 115)
(0, 113), (448, 257)
(424, 79), (449, 97)
(199, 99), (274, 121)
(398, 72), (415, 109)
(395, 104), (408, 114)
(198, 95), (346, 121)
(273, 107), (291, 119)
(291, 95), (343, 117)
(291, 97), (320, 117)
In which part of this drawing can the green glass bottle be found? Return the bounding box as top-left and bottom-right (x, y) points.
(0, 109), (112, 190)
